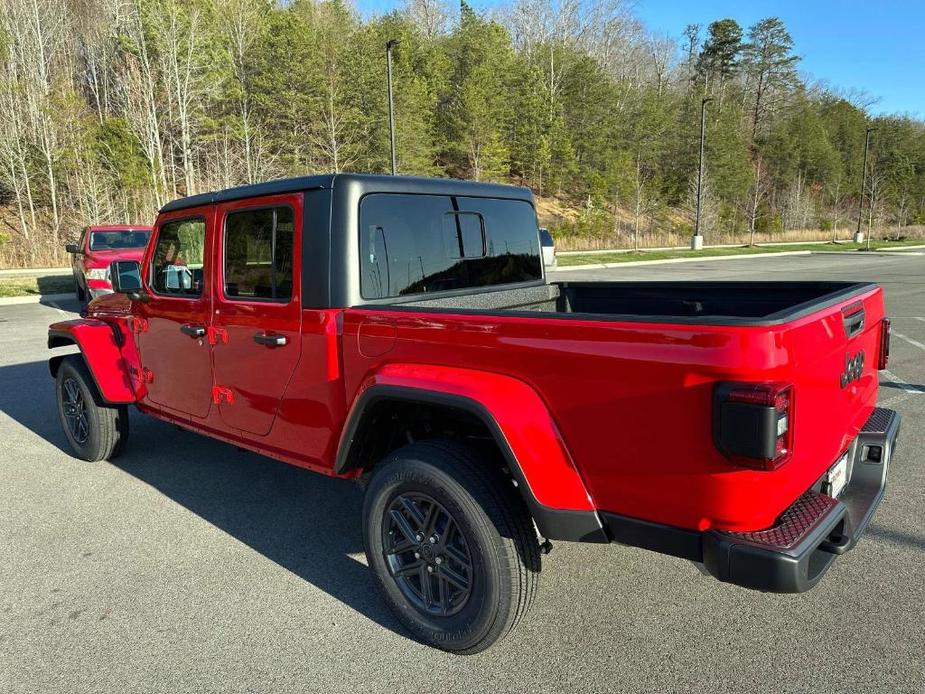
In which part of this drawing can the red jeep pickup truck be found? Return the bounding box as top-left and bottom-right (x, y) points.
(48, 174), (901, 654)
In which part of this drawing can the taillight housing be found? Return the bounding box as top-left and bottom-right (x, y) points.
(878, 317), (891, 370)
(713, 382), (794, 471)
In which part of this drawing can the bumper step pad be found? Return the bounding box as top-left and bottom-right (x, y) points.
(861, 407), (895, 435)
(726, 491), (837, 550)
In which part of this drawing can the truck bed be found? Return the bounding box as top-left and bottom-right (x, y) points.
(351, 278), (884, 532)
(398, 280), (875, 326)
(554, 281), (874, 324)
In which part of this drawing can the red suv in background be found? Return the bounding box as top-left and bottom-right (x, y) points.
(66, 225), (152, 301)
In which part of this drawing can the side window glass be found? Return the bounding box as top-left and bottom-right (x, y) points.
(359, 194), (541, 299)
(150, 218), (206, 297)
(224, 206), (294, 302)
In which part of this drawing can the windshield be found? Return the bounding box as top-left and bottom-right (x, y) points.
(89, 230), (150, 251)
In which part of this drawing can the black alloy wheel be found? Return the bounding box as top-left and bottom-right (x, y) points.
(383, 492), (474, 617)
(61, 376), (90, 444)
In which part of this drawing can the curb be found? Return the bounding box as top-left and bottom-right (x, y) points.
(0, 267), (71, 277)
(556, 241), (925, 257)
(554, 250), (813, 271)
(878, 244), (925, 251)
(812, 250), (925, 256)
(557, 240), (839, 257)
(0, 292), (74, 306)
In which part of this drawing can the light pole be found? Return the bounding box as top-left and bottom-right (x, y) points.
(692, 97), (713, 250)
(855, 126), (874, 245)
(386, 39), (398, 176)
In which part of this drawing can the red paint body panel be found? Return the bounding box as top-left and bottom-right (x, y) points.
(211, 194), (304, 436)
(48, 319), (140, 403)
(53, 190), (886, 537)
(134, 208), (214, 419)
(336, 287), (882, 531)
(340, 359), (595, 511)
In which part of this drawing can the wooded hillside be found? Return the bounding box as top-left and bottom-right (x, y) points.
(2, 0), (924, 266)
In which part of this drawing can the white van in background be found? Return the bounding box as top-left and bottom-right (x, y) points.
(539, 228), (556, 269)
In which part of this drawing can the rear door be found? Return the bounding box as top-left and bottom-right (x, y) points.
(210, 194), (303, 436)
(136, 210), (215, 419)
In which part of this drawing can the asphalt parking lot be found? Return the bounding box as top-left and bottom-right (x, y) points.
(1, 252), (923, 694)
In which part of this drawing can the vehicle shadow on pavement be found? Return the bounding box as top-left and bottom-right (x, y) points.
(0, 360), (74, 453)
(40, 295), (82, 311)
(0, 359), (409, 640)
(880, 380), (925, 392)
(867, 526), (925, 553)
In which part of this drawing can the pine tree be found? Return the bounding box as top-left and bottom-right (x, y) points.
(741, 17), (800, 141)
(696, 19), (742, 100)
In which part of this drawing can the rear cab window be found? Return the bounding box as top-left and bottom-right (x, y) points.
(359, 194), (542, 300)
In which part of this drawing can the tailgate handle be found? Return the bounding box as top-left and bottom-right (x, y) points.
(842, 303), (865, 338)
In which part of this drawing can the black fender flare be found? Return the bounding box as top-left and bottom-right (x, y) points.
(336, 384), (607, 543)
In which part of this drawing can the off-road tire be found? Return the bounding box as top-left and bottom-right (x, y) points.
(363, 439), (540, 654)
(55, 354), (129, 462)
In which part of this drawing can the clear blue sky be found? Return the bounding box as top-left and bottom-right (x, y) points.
(354, 0), (925, 117)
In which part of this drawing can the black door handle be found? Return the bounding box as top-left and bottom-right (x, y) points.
(180, 323), (206, 338)
(253, 333), (287, 347)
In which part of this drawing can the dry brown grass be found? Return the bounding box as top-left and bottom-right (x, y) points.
(554, 225), (925, 252)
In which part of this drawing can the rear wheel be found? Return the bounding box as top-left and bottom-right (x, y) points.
(55, 355), (128, 462)
(363, 440), (540, 654)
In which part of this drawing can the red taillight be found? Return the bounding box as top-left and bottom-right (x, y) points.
(878, 318), (891, 370)
(714, 382), (794, 471)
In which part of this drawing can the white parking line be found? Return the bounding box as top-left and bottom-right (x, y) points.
(894, 332), (925, 352)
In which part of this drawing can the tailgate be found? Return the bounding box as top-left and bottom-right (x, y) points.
(776, 286), (885, 502)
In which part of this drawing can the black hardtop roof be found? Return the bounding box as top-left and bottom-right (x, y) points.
(158, 173), (534, 214)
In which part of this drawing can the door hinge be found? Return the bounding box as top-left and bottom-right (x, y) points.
(207, 326), (229, 345)
(211, 385), (235, 405)
(129, 316), (149, 333)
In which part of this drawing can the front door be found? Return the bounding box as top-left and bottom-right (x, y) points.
(211, 195), (303, 436)
(136, 210), (214, 419)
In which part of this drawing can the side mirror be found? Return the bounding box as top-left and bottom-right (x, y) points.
(65, 242), (80, 254)
(110, 260), (147, 301)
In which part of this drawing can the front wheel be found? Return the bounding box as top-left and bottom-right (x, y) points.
(55, 355), (129, 461)
(363, 440), (541, 654)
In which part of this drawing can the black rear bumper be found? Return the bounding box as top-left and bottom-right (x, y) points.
(598, 407), (901, 593)
(701, 407), (901, 593)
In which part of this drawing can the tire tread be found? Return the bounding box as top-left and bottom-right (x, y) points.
(364, 438), (540, 654)
(56, 355), (128, 462)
